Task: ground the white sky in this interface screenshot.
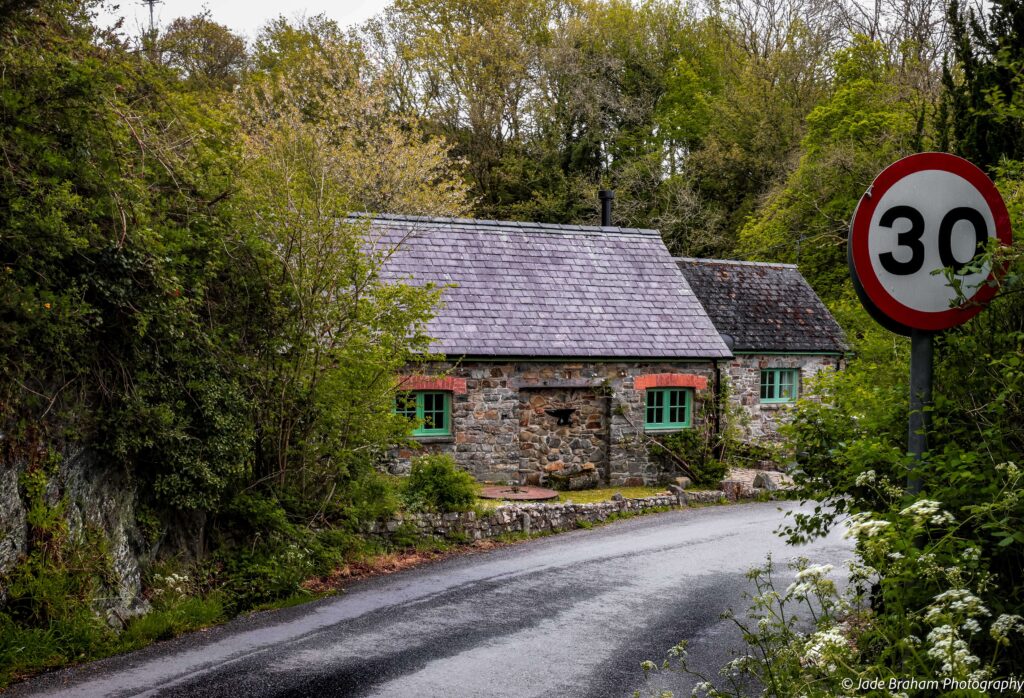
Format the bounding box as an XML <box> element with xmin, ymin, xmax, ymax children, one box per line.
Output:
<box><xmin>98</xmin><ymin>0</ymin><xmax>392</xmax><ymax>41</ymax></box>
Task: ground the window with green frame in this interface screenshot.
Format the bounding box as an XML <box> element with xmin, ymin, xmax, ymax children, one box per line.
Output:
<box><xmin>644</xmin><ymin>388</ymin><xmax>692</xmax><ymax>430</ymax></box>
<box><xmin>395</xmin><ymin>391</ymin><xmax>451</xmax><ymax>436</ymax></box>
<box><xmin>760</xmin><ymin>368</ymin><xmax>799</xmax><ymax>403</ymax></box>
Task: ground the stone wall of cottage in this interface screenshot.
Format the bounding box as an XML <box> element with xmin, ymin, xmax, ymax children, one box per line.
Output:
<box><xmin>724</xmin><ymin>354</ymin><xmax>843</xmax><ymax>442</ymax></box>
<box><xmin>391</xmin><ymin>361</ymin><xmax>717</xmax><ymax>485</ymax></box>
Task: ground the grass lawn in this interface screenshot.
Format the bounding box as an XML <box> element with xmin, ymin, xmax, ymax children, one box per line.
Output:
<box><xmin>557</xmin><ymin>486</ymin><xmax>667</xmax><ymax>504</ymax></box>
<box><xmin>476</xmin><ymin>485</ymin><xmax>670</xmax><ymax>508</ymax></box>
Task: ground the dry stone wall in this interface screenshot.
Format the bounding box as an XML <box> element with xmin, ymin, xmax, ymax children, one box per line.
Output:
<box><xmin>365</xmin><ymin>490</ymin><xmax>739</xmax><ymax>542</ymax></box>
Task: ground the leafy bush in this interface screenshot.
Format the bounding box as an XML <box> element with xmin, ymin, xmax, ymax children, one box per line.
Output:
<box><xmin>119</xmin><ymin>595</ymin><xmax>225</xmax><ymax>648</ymax></box>
<box><xmin>643</xmin><ymin>474</ymin><xmax>1024</xmax><ymax>697</ymax></box>
<box><xmin>649</xmin><ymin>430</ymin><xmax>729</xmax><ymax>486</ymax></box>
<box><xmin>403</xmin><ymin>454</ymin><xmax>479</xmax><ymax>513</ymax></box>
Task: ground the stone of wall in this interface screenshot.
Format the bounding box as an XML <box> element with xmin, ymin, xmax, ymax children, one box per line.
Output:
<box><xmin>392</xmin><ymin>360</ymin><xmax>717</xmax><ymax>485</ymax></box>
<box><xmin>365</xmin><ymin>491</ymin><xmax>733</xmax><ymax>541</ymax></box>
<box><xmin>519</xmin><ymin>387</ymin><xmax>607</xmax><ymax>476</ymax></box>
<box><xmin>725</xmin><ymin>354</ymin><xmax>843</xmax><ymax>442</ymax></box>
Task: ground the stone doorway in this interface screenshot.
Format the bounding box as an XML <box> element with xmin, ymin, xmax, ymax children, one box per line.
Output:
<box><xmin>517</xmin><ymin>388</ymin><xmax>609</xmax><ymax>487</ymax></box>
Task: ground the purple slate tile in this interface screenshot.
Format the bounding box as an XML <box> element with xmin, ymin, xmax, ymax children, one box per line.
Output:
<box><xmin>368</xmin><ymin>215</ymin><xmax>732</xmax><ymax>359</ymax></box>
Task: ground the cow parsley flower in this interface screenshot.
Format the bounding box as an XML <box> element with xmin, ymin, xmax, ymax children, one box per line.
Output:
<box><xmin>855</xmin><ymin>469</ymin><xmax>876</xmax><ymax>486</ymax></box>
<box><xmin>925</xmin><ymin>588</ymin><xmax>990</xmax><ymax>622</ymax></box>
<box><xmin>991</xmin><ymin>614</ymin><xmax>1024</xmax><ymax>646</ymax></box>
<box><xmin>900</xmin><ymin>499</ymin><xmax>956</xmax><ymax>526</ymax></box>
<box><xmin>801</xmin><ymin>625</ymin><xmax>850</xmax><ymax>672</ymax></box>
<box><xmin>926</xmin><ymin>624</ymin><xmax>981</xmax><ymax>676</ymax></box>
<box><xmin>961</xmin><ymin>618</ymin><xmax>981</xmax><ymax>634</ymax></box>
<box><xmin>844</xmin><ymin>512</ymin><xmax>890</xmax><ymax>538</ymax></box>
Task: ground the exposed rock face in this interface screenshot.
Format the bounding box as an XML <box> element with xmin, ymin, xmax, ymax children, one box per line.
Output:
<box><xmin>0</xmin><ymin>465</ymin><xmax>27</xmax><ymax>593</ymax></box>
<box><xmin>1</xmin><ymin>444</ymin><xmax>149</xmax><ymax>623</ymax></box>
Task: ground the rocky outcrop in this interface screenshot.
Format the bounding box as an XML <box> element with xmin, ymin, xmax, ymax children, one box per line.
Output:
<box><xmin>0</xmin><ymin>465</ymin><xmax>26</xmax><ymax>588</ymax></box>
<box><xmin>0</xmin><ymin>445</ymin><xmax>149</xmax><ymax>624</ymax></box>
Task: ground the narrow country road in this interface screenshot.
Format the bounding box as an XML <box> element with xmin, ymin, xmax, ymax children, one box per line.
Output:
<box><xmin>11</xmin><ymin>502</ymin><xmax>852</xmax><ymax>698</ymax></box>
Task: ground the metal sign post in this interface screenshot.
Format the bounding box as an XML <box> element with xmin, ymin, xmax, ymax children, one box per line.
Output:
<box><xmin>849</xmin><ymin>153</ymin><xmax>1011</xmax><ymax>492</ymax></box>
<box><xmin>907</xmin><ymin>330</ymin><xmax>933</xmax><ymax>494</ymax></box>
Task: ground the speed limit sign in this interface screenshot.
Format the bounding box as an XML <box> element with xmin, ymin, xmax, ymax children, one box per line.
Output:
<box><xmin>849</xmin><ymin>152</ymin><xmax>1012</xmax><ymax>335</ymax></box>
<box><xmin>849</xmin><ymin>152</ymin><xmax>1012</xmax><ymax>493</ymax></box>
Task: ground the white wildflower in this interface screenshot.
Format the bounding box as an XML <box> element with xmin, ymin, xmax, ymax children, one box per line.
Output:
<box><xmin>844</xmin><ymin>512</ymin><xmax>891</xmax><ymax>539</ymax></box>
<box><xmin>786</xmin><ymin>563</ymin><xmax>836</xmax><ymax>601</ymax></box>
<box><xmin>900</xmin><ymin>499</ymin><xmax>955</xmax><ymax>526</ymax></box>
<box><xmin>720</xmin><ymin>655</ymin><xmax>756</xmax><ymax>677</ymax></box>
<box><xmin>991</xmin><ymin>614</ymin><xmax>1024</xmax><ymax>646</ymax></box>
<box><xmin>796</xmin><ymin>563</ymin><xmax>834</xmax><ymax>579</ymax></box>
<box><xmin>926</xmin><ymin>624</ymin><xmax>981</xmax><ymax>676</ymax></box>
<box><xmin>961</xmin><ymin>618</ymin><xmax>981</xmax><ymax>634</ymax></box>
<box><xmin>855</xmin><ymin>469</ymin><xmax>876</xmax><ymax>486</ymax></box>
<box><xmin>962</xmin><ymin>547</ymin><xmax>981</xmax><ymax>562</ymax></box>
<box><xmin>848</xmin><ymin>559</ymin><xmax>878</xmax><ymax>581</ymax></box>
<box><xmin>996</xmin><ymin>461</ymin><xmax>1020</xmax><ymax>478</ymax></box>
<box><xmin>925</xmin><ymin>588</ymin><xmax>990</xmax><ymax>623</ymax></box>
<box><xmin>692</xmin><ymin>681</ymin><xmax>714</xmax><ymax>697</ymax></box>
<box><xmin>801</xmin><ymin>625</ymin><xmax>851</xmax><ymax>671</ymax></box>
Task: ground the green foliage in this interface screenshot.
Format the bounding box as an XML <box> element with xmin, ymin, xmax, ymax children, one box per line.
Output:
<box><xmin>402</xmin><ymin>454</ymin><xmax>479</xmax><ymax>513</ymax></box>
<box><xmin>648</xmin><ymin>477</ymin><xmax>1024</xmax><ymax>696</ymax></box>
<box><xmin>204</xmin><ymin>492</ymin><xmax>381</xmax><ymax>614</ymax></box>
<box><xmin>119</xmin><ymin>595</ymin><xmax>225</xmax><ymax>647</ymax></box>
<box><xmin>751</xmin><ymin>214</ymin><xmax>1024</xmax><ymax>686</ymax></box>
<box><xmin>0</xmin><ymin>3</ymin><xmax>460</xmax><ymax>680</ymax></box>
<box><xmin>943</xmin><ymin>0</ymin><xmax>1024</xmax><ymax>169</ymax></box>
<box><xmin>739</xmin><ymin>38</ymin><xmax>926</xmax><ymax>300</ymax></box>
<box><xmin>649</xmin><ymin>430</ymin><xmax>728</xmax><ymax>487</ymax></box>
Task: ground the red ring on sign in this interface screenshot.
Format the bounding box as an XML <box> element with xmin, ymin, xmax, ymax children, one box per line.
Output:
<box><xmin>850</xmin><ymin>152</ymin><xmax>1012</xmax><ymax>332</ymax></box>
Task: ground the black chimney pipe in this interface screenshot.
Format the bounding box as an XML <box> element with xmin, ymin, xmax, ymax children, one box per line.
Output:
<box><xmin>598</xmin><ymin>190</ymin><xmax>614</xmax><ymax>226</ymax></box>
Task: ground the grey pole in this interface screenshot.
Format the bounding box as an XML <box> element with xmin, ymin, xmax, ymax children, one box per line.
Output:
<box><xmin>907</xmin><ymin>329</ymin><xmax>933</xmax><ymax>494</ymax></box>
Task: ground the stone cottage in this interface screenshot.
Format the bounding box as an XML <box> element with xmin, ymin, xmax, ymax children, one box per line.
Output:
<box><xmin>371</xmin><ymin>214</ymin><xmax>732</xmax><ymax>486</ymax></box>
<box><xmin>675</xmin><ymin>258</ymin><xmax>849</xmax><ymax>441</ymax></box>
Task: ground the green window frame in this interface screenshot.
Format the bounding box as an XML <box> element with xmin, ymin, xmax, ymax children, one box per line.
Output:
<box><xmin>395</xmin><ymin>391</ymin><xmax>451</xmax><ymax>436</ymax></box>
<box><xmin>644</xmin><ymin>388</ymin><xmax>692</xmax><ymax>430</ymax></box>
<box><xmin>760</xmin><ymin>368</ymin><xmax>799</xmax><ymax>403</ymax></box>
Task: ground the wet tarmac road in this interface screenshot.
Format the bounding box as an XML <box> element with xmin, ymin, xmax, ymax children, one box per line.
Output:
<box><xmin>11</xmin><ymin>501</ymin><xmax>852</xmax><ymax>698</ymax></box>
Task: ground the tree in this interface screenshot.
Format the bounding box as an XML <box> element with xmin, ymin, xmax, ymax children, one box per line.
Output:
<box><xmin>233</xmin><ymin>17</ymin><xmax>469</xmax><ymax>493</ymax></box>
<box><xmin>739</xmin><ymin>38</ymin><xmax>926</xmax><ymax>299</ymax></box>
<box><xmin>943</xmin><ymin>0</ymin><xmax>1024</xmax><ymax>169</ymax></box>
<box><xmin>159</xmin><ymin>12</ymin><xmax>248</xmax><ymax>91</ymax></box>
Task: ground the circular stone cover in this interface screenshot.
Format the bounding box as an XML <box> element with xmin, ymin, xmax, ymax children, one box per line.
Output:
<box><xmin>478</xmin><ymin>485</ymin><xmax>559</xmax><ymax>501</ymax></box>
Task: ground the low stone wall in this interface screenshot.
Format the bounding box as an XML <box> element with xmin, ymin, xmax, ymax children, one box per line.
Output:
<box><xmin>366</xmin><ymin>490</ymin><xmax>733</xmax><ymax>542</ymax></box>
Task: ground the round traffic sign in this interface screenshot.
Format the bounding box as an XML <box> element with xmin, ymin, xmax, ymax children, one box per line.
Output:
<box><xmin>849</xmin><ymin>152</ymin><xmax>1011</xmax><ymax>334</ymax></box>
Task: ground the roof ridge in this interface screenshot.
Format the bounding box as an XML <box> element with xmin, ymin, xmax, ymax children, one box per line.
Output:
<box><xmin>675</xmin><ymin>256</ymin><xmax>798</xmax><ymax>269</ymax></box>
<box><xmin>351</xmin><ymin>212</ymin><xmax>661</xmax><ymax>236</ymax></box>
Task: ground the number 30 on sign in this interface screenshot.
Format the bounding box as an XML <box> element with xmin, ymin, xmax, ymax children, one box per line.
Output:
<box><xmin>849</xmin><ymin>152</ymin><xmax>1012</xmax><ymax>335</ymax></box>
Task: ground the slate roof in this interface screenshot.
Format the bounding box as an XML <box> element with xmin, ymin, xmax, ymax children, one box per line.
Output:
<box><xmin>675</xmin><ymin>258</ymin><xmax>848</xmax><ymax>354</ymax></box>
<box><xmin>366</xmin><ymin>214</ymin><xmax>732</xmax><ymax>359</ymax></box>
